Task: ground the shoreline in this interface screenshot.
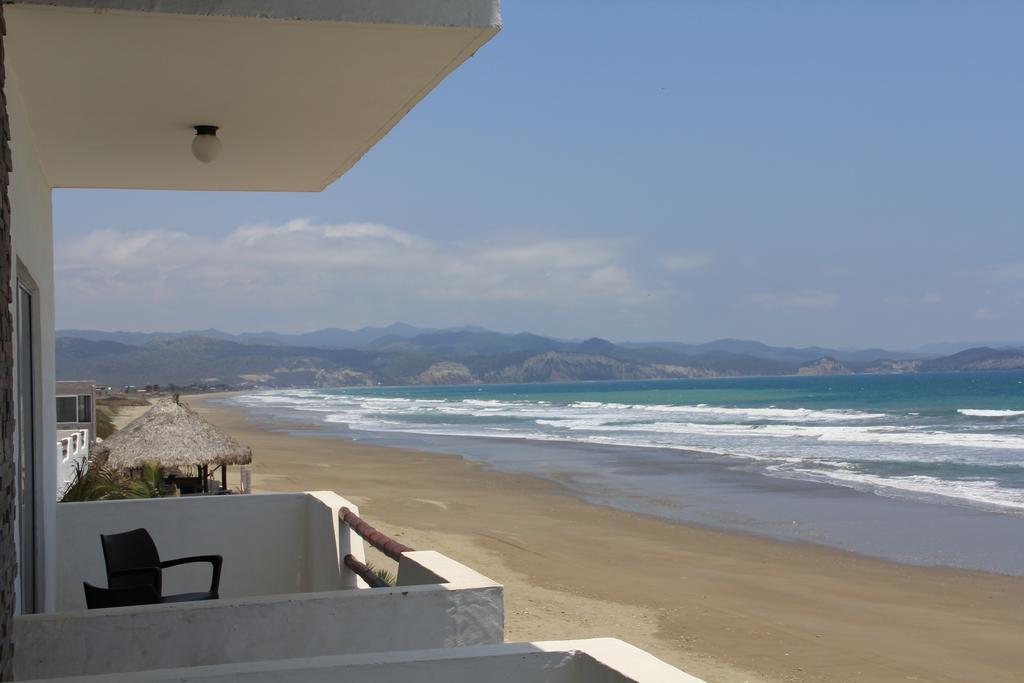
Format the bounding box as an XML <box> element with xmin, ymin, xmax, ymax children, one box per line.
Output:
<box><xmin>333</xmin><ymin>430</ymin><xmax>1024</xmax><ymax>575</ymax></box>
<box><xmin>191</xmin><ymin>393</ymin><xmax>1024</xmax><ymax>683</ymax></box>
<box><xmin>221</xmin><ymin>391</ymin><xmax>1024</xmax><ymax>575</ymax></box>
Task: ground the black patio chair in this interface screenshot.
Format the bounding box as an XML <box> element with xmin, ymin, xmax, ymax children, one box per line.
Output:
<box><xmin>99</xmin><ymin>528</ymin><xmax>222</xmax><ymax>604</ymax></box>
<box><xmin>83</xmin><ymin>581</ymin><xmax>160</xmax><ymax>609</ymax></box>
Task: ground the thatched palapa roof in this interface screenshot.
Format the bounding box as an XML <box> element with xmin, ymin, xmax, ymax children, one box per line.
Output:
<box><xmin>95</xmin><ymin>399</ymin><xmax>252</xmax><ymax>470</ymax></box>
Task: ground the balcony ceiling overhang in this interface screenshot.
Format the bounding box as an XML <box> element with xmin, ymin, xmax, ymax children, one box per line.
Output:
<box><xmin>4</xmin><ymin>1</ymin><xmax>500</xmax><ymax>191</ymax></box>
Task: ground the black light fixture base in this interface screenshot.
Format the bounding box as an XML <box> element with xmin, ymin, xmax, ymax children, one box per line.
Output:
<box><xmin>194</xmin><ymin>125</ymin><xmax>219</xmax><ymax>136</ymax></box>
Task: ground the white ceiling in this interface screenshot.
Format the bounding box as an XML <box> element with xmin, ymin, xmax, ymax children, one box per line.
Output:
<box><xmin>4</xmin><ymin>3</ymin><xmax>499</xmax><ymax>191</ymax></box>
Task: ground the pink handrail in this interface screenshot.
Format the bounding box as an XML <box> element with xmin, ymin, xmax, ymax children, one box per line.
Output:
<box><xmin>339</xmin><ymin>507</ymin><xmax>413</xmax><ymax>561</ymax></box>
<box><xmin>342</xmin><ymin>554</ymin><xmax>391</xmax><ymax>588</ymax></box>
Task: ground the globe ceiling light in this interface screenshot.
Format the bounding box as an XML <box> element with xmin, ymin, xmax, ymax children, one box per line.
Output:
<box><xmin>191</xmin><ymin>125</ymin><xmax>222</xmax><ymax>163</ymax></box>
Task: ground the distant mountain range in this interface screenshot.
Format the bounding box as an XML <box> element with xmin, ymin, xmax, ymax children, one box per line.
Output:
<box><xmin>56</xmin><ymin>323</ymin><xmax>491</xmax><ymax>350</ymax></box>
<box><xmin>912</xmin><ymin>340</ymin><xmax>1024</xmax><ymax>355</ymax></box>
<box><xmin>55</xmin><ymin>325</ymin><xmax>1024</xmax><ymax>389</ymax></box>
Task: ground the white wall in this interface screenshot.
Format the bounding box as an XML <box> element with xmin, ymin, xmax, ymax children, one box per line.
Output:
<box><xmin>15</xmin><ymin>549</ymin><xmax>503</xmax><ymax>679</ymax></box>
<box><xmin>53</xmin><ymin>492</ymin><xmax>359</xmax><ymax>610</ymax></box>
<box><xmin>55</xmin><ymin>429</ymin><xmax>88</xmax><ymax>498</ymax></box>
<box><xmin>6</xmin><ymin>64</ymin><xmax>58</xmax><ymax>615</ymax></box>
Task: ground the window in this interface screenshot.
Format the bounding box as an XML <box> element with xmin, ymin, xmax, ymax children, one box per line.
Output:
<box><xmin>78</xmin><ymin>395</ymin><xmax>91</xmax><ymax>423</ymax></box>
<box><xmin>56</xmin><ymin>394</ymin><xmax>91</xmax><ymax>424</ymax></box>
<box><xmin>17</xmin><ymin>280</ymin><xmax>39</xmax><ymax>613</ymax></box>
<box><xmin>56</xmin><ymin>396</ymin><xmax>77</xmax><ymax>423</ymax></box>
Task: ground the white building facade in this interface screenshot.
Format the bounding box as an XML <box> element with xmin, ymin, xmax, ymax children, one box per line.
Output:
<box><xmin>0</xmin><ymin>2</ymin><xmax>704</xmax><ymax>681</ymax></box>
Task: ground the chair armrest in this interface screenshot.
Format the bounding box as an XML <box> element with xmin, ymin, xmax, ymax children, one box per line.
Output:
<box><xmin>108</xmin><ymin>566</ymin><xmax>162</xmax><ymax>594</ymax></box>
<box><xmin>161</xmin><ymin>555</ymin><xmax>223</xmax><ymax>596</ymax></box>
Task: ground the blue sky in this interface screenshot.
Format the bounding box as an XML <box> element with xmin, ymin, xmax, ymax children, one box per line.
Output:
<box><xmin>54</xmin><ymin>1</ymin><xmax>1024</xmax><ymax>349</ymax></box>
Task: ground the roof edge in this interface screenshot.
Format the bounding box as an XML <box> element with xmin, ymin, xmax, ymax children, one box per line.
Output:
<box><xmin>4</xmin><ymin>0</ymin><xmax>502</xmax><ymax>29</ymax></box>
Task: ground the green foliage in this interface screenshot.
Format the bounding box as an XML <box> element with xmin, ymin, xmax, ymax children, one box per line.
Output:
<box><xmin>136</xmin><ymin>461</ymin><xmax>166</xmax><ymax>497</ymax></box>
<box><xmin>364</xmin><ymin>562</ymin><xmax>396</xmax><ymax>586</ymax></box>
<box><xmin>95</xmin><ymin>406</ymin><xmax>115</xmax><ymax>439</ymax></box>
<box><xmin>60</xmin><ymin>460</ymin><xmax>165</xmax><ymax>502</ymax></box>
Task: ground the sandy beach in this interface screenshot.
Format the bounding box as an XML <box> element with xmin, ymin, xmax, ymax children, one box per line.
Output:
<box><xmin>191</xmin><ymin>394</ymin><xmax>1024</xmax><ymax>683</ymax></box>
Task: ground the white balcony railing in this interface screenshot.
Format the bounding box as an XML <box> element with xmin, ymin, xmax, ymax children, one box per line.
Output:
<box><xmin>56</xmin><ymin>429</ymin><xmax>89</xmax><ymax>498</ymax></box>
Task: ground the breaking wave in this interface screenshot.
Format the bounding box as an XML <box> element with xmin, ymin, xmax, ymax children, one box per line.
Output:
<box><xmin>234</xmin><ymin>386</ymin><xmax>1024</xmax><ymax>512</ymax></box>
<box><xmin>958</xmin><ymin>409</ymin><xmax>1024</xmax><ymax>418</ymax></box>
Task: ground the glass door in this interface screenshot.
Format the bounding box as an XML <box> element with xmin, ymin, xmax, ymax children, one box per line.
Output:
<box><xmin>16</xmin><ymin>281</ymin><xmax>37</xmax><ymax>613</ymax></box>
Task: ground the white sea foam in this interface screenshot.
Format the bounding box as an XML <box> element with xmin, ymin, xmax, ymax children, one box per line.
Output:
<box><xmin>241</xmin><ymin>392</ymin><xmax>1024</xmax><ymax>453</ymax></box>
<box><xmin>566</xmin><ymin>401</ymin><xmax>885</xmax><ymax>422</ymax></box>
<box><xmin>628</xmin><ymin>403</ymin><xmax>886</xmax><ymax>422</ymax></box>
<box><xmin>788</xmin><ymin>468</ymin><xmax>1024</xmax><ymax>510</ymax></box>
<box><xmin>543</xmin><ymin>419</ymin><xmax>1024</xmax><ymax>451</ymax></box>
<box><xmin>958</xmin><ymin>409</ymin><xmax>1024</xmax><ymax>417</ymax></box>
<box><xmin>234</xmin><ymin>389</ymin><xmax>1024</xmax><ymax>511</ymax></box>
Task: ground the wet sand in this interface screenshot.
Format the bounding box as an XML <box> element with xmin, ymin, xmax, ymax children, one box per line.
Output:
<box><xmin>191</xmin><ymin>394</ymin><xmax>1024</xmax><ymax>683</ymax></box>
<box><xmin>331</xmin><ymin>430</ymin><xmax>1024</xmax><ymax>575</ymax></box>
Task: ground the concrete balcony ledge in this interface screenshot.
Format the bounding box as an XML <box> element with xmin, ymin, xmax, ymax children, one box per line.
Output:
<box><xmin>15</xmin><ymin>493</ymin><xmax>503</xmax><ymax>680</ymax></box>
<box><xmin>21</xmin><ymin>639</ymin><xmax>704</xmax><ymax>683</ymax></box>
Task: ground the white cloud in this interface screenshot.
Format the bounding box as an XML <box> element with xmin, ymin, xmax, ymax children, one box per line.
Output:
<box><xmin>56</xmin><ymin>219</ymin><xmax>659</xmax><ymax>329</ymax></box>
<box><xmin>975</xmin><ymin>307</ymin><xmax>998</xmax><ymax>320</ymax></box>
<box><xmin>658</xmin><ymin>253</ymin><xmax>712</xmax><ymax>272</ymax></box>
<box><xmin>745</xmin><ymin>290</ymin><xmax>838</xmax><ymax>311</ymax></box>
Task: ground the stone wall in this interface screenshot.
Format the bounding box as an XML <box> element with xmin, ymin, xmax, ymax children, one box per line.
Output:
<box><xmin>0</xmin><ymin>5</ymin><xmax>14</xmax><ymax>679</ymax></box>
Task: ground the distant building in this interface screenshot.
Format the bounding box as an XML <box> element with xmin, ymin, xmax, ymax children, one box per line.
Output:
<box><xmin>55</xmin><ymin>381</ymin><xmax>96</xmax><ymax>441</ymax></box>
<box><xmin>55</xmin><ymin>381</ymin><xmax>96</xmax><ymax>497</ymax></box>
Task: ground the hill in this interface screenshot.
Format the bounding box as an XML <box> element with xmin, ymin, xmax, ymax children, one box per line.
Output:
<box><xmin>56</xmin><ymin>323</ymin><xmax>438</xmax><ymax>349</ymax></box>
<box><xmin>919</xmin><ymin>347</ymin><xmax>1024</xmax><ymax>372</ymax></box>
<box><xmin>55</xmin><ymin>328</ymin><xmax>1024</xmax><ymax>389</ymax></box>
<box><xmin>58</xmin><ymin>325</ymin><xmax>926</xmax><ymax>362</ymax></box>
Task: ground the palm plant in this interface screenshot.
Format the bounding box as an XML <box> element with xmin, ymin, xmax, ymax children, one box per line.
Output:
<box><xmin>60</xmin><ymin>460</ymin><xmax>165</xmax><ymax>502</ymax></box>
<box><xmin>136</xmin><ymin>461</ymin><xmax>167</xmax><ymax>497</ymax></box>
<box><xmin>365</xmin><ymin>562</ymin><xmax>396</xmax><ymax>586</ymax></box>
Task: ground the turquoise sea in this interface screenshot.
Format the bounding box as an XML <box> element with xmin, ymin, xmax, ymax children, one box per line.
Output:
<box><xmin>236</xmin><ymin>371</ymin><xmax>1024</xmax><ymax>512</ymax></box>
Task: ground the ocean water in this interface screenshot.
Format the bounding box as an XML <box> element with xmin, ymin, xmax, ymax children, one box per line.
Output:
<box><xmin>233</xmin><ymin>372</ymin><xmax>1024</xmax><ymax>514</ymax></box>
